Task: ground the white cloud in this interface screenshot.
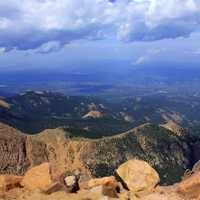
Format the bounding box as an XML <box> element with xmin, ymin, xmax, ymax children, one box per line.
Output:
<box><xmin>0</xmin><ymin>0</ymin><xmax>200</xmax><ymax>51</ymax></box>
<box><xmin>133</xmin><ymin>56</ymin><xmax>149</xmax><ymax>65</ymax></box>
<box><xmin>0</xmin><ymin>0</ymin><xmax>117</xmax><ymax>50</ymax></box>
<box><xmin>117</xmin><ymin>0</ymin><xmax>200</xmax><ymax>41</ymax></box>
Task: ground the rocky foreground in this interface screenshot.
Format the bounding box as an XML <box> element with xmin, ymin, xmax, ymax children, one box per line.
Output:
<box><xmin>1</xmin><ymin>159</ymin><xmax>200</xmax><ymax>200</ymax></box>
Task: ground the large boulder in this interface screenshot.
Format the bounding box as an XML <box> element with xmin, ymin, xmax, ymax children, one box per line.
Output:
<box><xmin>116</xmin><ymin>160</ymin><xmax>160</xmax><ymax>193</ymax></box>
<box><xmin>21</xmin><ymin>163</ymin><xmax>53</xmax><ymax>191</ymax></box>
<box><xmin>0</xmin><ymin>175</ymin><xmax>23</xmax><ymax>191</ymax></box>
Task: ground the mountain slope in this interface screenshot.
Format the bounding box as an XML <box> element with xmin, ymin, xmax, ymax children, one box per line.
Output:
<box><xmin>0</xmin><ymin>122</ymin><xmax>192</xmax><ymax>184</ymax></box>
<box><xmin>0</xmin><ymin>122</ymin><xmax>48</xmax><ymax>175</ymax></box>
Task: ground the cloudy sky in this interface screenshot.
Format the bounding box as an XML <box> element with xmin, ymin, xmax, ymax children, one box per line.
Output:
<box><xmin>0</xmin><ymin>0</ymin><xmax>200</xmax><ymax>71</ymax></box>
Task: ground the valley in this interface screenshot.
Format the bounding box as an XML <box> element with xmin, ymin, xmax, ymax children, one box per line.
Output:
<box><xmin>0</xmin><ymin>90</ymin><xmax>200</xmax><ymax>138</ymax></box>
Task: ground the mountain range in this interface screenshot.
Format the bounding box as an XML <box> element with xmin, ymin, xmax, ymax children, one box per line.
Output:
<box><xmin>1</xmin><ymin>90</ymin><xmax>200</xmax><ymax>186</ymax></box>
<box><xmin>1</xmin><ymin>90</ymin><xmax>200</xmax><ymax>136</ymax></box>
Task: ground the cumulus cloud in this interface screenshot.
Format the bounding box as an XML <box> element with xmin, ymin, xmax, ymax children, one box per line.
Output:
<box><xmin>0</xmin><ymin>0</ymin><xmax>200</xmax><ymax>51</ymax></box>
<box><xmin>117</xmin><ymin>0</ymin><xmax>200</xmax><ymax>41</ymax></box>
<box><xmin>0</xmin><ymin>0</ymin><xmax>117</xmax><ymax>50</ymax></box>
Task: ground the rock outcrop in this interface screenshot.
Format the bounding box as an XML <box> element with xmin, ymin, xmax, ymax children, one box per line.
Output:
<box><xmin>177</xmin><ymin>171</ymin><xmax>200</xmax><ymax>199</ymax></box>
<box><xmin>21</xmin><ymin>163</ymin><xmax>53</xmax><ymax>191</ymax></box>
<box><xmin>82</xmin><ymin>111</ymin><xmax>104</xmax><ymax>119</ymax></box>
<box><xmin>1</xmin><ymin>160</ymin><xmax>200</xmax><ymax>200</ymax></box>
<box><xmin>161</xmin><ymin>121</ymin><xmax>186</xmax><ymax>137</ymax></box>
<box><xmin>80</xmin><ymin>176</ymin><xmax>117</xmax><ymax>190</ymax></box>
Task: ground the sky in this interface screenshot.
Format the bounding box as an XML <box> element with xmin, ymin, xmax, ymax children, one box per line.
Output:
<box><xmin>0</xmin><ymin>0</ymin><xmax>200</xmax><ymax>71</ymax></box>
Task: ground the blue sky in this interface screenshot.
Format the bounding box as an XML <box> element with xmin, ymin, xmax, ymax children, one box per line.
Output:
<box><xmin>0</xmin><ymin>0</ymin><xmax>200</xmax><ymax>71</ymax></box>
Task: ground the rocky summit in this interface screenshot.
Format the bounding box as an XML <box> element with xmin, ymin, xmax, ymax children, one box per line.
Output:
<box><xmin>1</xmin><ymin>160</ymin><xmax>200</xmax><ymax>200</ymax></box>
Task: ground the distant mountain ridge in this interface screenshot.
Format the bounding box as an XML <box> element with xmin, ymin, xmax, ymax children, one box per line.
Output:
<box><xmin>1</xmin><ymin>90</ymin><xmax>200</xmax><ymax>137</ymax></box>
